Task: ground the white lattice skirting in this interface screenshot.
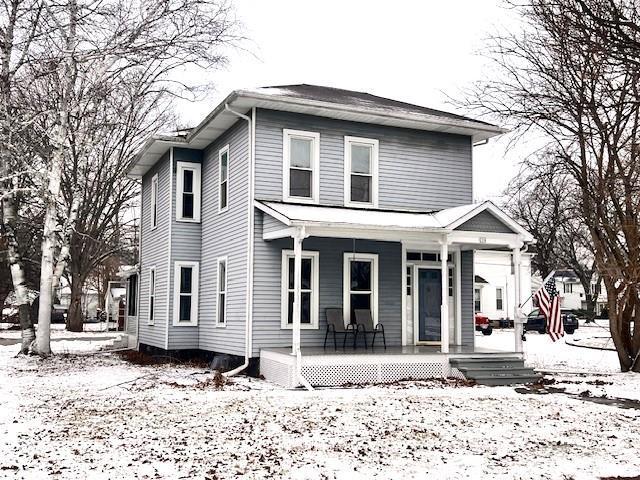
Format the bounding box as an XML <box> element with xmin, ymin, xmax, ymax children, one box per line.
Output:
<box><xmin>259</xmin><ymin>350</ymin><xmax>463</xmax><ymax>388</ymax></box>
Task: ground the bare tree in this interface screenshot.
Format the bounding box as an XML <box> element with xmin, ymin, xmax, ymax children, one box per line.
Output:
<box><xmin>505</xmin><ymin>160</ymin><xmax>601</xmax><ymax>321</ymax></box>
<box><xmin>17</xmin><ymin>0</ymin><xmax>240</xmax><ymax>349</ymax></box>
<box><xmin>466</xmin><ymin>0</ymin><xmax>640</xmax><ymax>371</ymax></box>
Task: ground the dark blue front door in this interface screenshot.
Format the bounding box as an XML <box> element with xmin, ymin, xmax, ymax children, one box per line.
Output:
<box><xmin>418</xmin><ymin>269</ymin><xmax>441</xmax><ymax>342</ymax></box>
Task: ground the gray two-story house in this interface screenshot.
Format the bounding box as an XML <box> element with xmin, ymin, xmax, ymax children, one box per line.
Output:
<box><xmin>125</xmin><ymin>85</ymin><xmax>534</xmax><ymax>388</ymax></box>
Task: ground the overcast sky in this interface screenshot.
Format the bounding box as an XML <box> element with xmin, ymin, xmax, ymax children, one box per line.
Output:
<box><xmin>175</xmin><ymin>0</ymin><xmax>523</xmax><ymax>202</ymax></box>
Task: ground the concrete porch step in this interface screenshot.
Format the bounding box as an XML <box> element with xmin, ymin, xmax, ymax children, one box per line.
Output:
<box><xmin>450</xmin><ymin>356</ymin><xmax>541</xmax><ymax>386</ymax></box>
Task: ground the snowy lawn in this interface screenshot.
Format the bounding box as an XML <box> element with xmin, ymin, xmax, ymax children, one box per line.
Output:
<box><xmin>1</xmin><ymin>326</ymin><xmax>640</xmax><ymax>479</ymax></box>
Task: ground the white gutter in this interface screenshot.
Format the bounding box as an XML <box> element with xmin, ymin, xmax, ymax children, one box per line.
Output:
<box><xmin>223</xmin><ymin>105</ymin><xmax>254</xmax><ymax>377</ymax></box>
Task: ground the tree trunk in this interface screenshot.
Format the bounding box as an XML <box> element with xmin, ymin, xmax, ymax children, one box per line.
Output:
<box><xmin>1</xmin><ymin>195</ymin><xmax>34</xmax><ymax>354</ymax></box>
<box><xmin>67</xmin><ymin>276</ymin><xmax>84</xmax><ymax>332</ymax></box>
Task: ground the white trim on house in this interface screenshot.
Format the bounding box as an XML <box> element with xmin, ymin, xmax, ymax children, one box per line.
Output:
<box><xmin>216</xmin><ymin>256</ymin><xmax>228</xmax><ymax>327</ymax></box>
<box><xmin>445</xmin><ymin>202</ymin><xmax>532</xmax><ymax>241</ymax></box>
<box><xmin>401</xmin><ymin>242</ymin><xmax>407</xmax><ymax>346</ymax></box>
<box><xmin>172</xmin><ymin>261</ymin><xmax>199</xmax><ymax>326</ymax></box>
<box><xmin>454</xmin><ymin>250</ymin><xmax>462</xmax><ymax>346</ymax></box>
<box><xmin>150</xmin><ymin>173</ymin><xmax>158</xmax><ymax>230</ymax></box>
<box><xmin>175</xmin><ymin>161</ymin><xmax>202</xmax><ymax>222</ymax></box>
<box><xmin>343</xmin><ymin>252</ymin><xmax>379</xmax><ymax>327</ymax></box>
<box><xmin>281</xmin><ymin>250</ymin><xmax>319</xmax><ymax>330</ymax></box>
<box><xmin>147</xmin><ymin>266</ymin><xmax>156</xmax><ymax>326</ymax></box>
<box><xmin>282</xmin><ymin>129</ymin><xmax>320</xmax><ymax>204</ymax></box>
<box><xmin>343</xmin><ymin>136</ymin><xmax>379</xmax><ymax>208</ymax></box>
<box><xmin>164</xmin><ymin>148</ymin><xmax>174</xmax><ymax>349</ymax></box>
<box><xmin>218</xmin><ymin>144</ymin><xmax>229</xmax><ymax>213</ymax></box>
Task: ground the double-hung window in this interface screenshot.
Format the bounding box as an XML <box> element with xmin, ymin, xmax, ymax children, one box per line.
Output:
<box><xmin>219</xmin><ymin>145</ymin><xmax>229</xmax><ymax>212</ymax></box>
<box><xmin>474</xmin><ymin>287</ymin><xmax>481</xmax><ymax>313</ymax></box>
<box><xmin>151</xmin><ymin>174</ymin><xmax>158</xmax><ymax>229</ymax></box>
<box><xmin>344</xmin><ymin>136</ymin><xmax>378</xmax><ymax>207</ymax></box>
<box><xmin>176</xmin><ymin>162</ymin><xmax>201</xmax><ymax>222</ymax></box>
<box><xmin>281</xmin><ymin>250</ymin><xmax>319</xmax><ymax>329</ymax></box>
<box><xmin>496</xmin><ymin>287</ymin><xmax>504</xmax><ymax>311</ymax></box>
<box><xmin>173</xmin><ymin>261</ymin><xmax>199</xmax><ymax>326</ymax></box>
<box><xmin>216</xmin><ymin>257</ymin><xmax>227</xmax><ymax>326</ymax></box>
<box><xmin>343</xmin><ymin>253</ymin><xmax>378</xmax><ymax>325</ymax></box>
<box><xmin>283</xmin><ymin>129</ymin><xmax>319</xmax><ymax>203</ymax></box>
<box><xmin>148</xmin><ymin>267</ymin><xmax>156</xmax><ymax>325</ymax></box>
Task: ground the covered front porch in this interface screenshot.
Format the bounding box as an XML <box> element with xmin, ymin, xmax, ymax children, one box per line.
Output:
<box><xmin>255</xmin><ymin>200</ymin><xmax>534</xmax><ymax>388</ymax></box>
<box><xmin>260</xmin><ymin>345</ymin><xmax>523</xmax><ymax>388</ymax></box>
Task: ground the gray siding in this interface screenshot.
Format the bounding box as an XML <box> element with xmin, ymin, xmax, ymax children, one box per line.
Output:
<box><xmin>198</xmin><ymin>119</ymin><xmax>250</xmax><ymax>356</ymax></box>
<box><xmin>461</xmin><ymin>250</ymin><xmax>474</xmax><ymax>346</ymax></box>
<box><xmin>167</xmin><ymin>148</ymin><xmax>203</xmax><ymax>349</ymax></box>
<box><xmin>254</xmin><ymin>109</ymin><xmax>472</xmax><ymax>210</ymax></box>
<box><xmin>263</xmin><ymin>212</ymin><xmax>286</xmax><ymax>236</ymax></box>
<box><xmin>456</xmin><ymin>210</ymin><xmax>515</xmax><ymax>234</ymax></box>
<box><xmin>252</xmin><ymin>211</ymin><xmax>402</xmax><ymax>355</ymax></box>
<box><xmin>138</xmin><ymin>152</ymin><xmax>171</xmax><ymax>349</ymax></box>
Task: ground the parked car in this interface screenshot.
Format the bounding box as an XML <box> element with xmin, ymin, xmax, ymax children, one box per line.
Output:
<box><xmin>524</xmin><ymin>309</ymin><xmax>579</xmax><ymax>335</ymax></box>
<box><xmin>475</xmin><ymin>313</ymin><xmax>493</xmax><ymax>335</ymax></box>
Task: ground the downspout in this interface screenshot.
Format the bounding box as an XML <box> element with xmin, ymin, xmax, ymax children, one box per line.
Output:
<box><xmin>223</xmin><ymin>104</ymin><xmax>254</xmax><ymax>377</ymax></box>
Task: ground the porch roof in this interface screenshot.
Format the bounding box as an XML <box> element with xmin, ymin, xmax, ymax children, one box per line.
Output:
<box><xmin>256</xmin><ymin>200</ymin><xmax>534</xmax><ymax>246</ymax></box>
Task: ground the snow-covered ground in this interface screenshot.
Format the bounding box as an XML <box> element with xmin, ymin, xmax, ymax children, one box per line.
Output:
<box><xmin>1</xmin><ymin>324</ymin><xmax>639</xmax><ymax>479</ymax></box>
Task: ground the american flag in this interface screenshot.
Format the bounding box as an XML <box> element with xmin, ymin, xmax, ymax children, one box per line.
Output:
<box><xmin>534</xmin><ymin>276</ymin><xmax>563</xmax><ymax>341</ymax></box>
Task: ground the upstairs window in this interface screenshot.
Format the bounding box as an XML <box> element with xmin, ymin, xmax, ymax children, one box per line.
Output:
<box><xmin>283</xmin><ymin>129</ymin><xmax>319</xmax><ymax>203</ymax></box>
<box><xmin>564</xmin><ymin>283</ymin><xmax>573</xmax><ymax>294</ymax></box>
<box><xmin>176</xmin><ymin>162</ymin><xmax>201</xmax><ymax>222</ymax></box>
<box><xmin>173</xmin><ymin>261</ymin><xmax>199</xmax><ymax>326</ymax></box>
<box><xmin>151</xmin><ymin>174</ymin><xmax>158</xmax><ymax>229</ymax></box>
<box><xmin>219</xmin><ymin>145</ymin><xmax>229</xmax><ymax>212</ymax></box>
<box><xmin>344</xmin><ymin>136</ymin><xmax>378</xmax><ymax>207</ymax></box>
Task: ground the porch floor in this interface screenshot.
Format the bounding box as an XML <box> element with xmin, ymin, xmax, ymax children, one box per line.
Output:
<box><xmin>262</xmin><ymin>344</ymin><xmax>518</xmax><ymax>357</ymax></box>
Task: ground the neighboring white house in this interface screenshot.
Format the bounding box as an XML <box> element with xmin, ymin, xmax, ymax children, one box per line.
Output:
<box><xmin>474</xmin><ymin>250</ymin><xmax>533</xmax><ymax>321</ymax></box>
<box><xmin>56</xmin><ymin>283</ymin><xmax>100</xmax><ymax>320</ymax></box>
<box><xmin>531</xmin><ymin>271</ymin><xmax>607</xmax><ymax>315</ymax></box>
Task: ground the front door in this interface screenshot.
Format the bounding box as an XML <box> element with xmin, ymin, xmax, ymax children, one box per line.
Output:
<box><xmin>418</xmin><ymin>269</ymin><xmax>442</xmax><ymax>343</ymax></box>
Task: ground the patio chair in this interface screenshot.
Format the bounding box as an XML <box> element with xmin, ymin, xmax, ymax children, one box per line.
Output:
<box><xmin>324</xmin><ymin>308</ymin><xmax>358</xmax><ymax>350</ymax></box>
<box><xmin>354</xmin><ymin>309</ymin><xmax>386</xmax><ymax>350</ymax></box>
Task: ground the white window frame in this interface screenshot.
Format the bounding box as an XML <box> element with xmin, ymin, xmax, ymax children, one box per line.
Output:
<box><xmin>176</xmin><ymin>161</ymin><xmax>201</xmax><ymax>222</ymax></box>
<box><xmin>282</xmin><ymin>129</ymin><xmax>320</xmax><ymax>204</ymax></box>
<box><xmin>281</xmin><ymin>250</ymin><xmax>320</xmax><ymax>329</ymax></box>
<box><xmin>147</xmin><ymin>267</ymin><xmax>156</xmax><ymax>325</ymax></box>
<box><xmin>216</xmin><ymin>257</ymin><xmax>228</xmax><ymax>327</ymax></box>
<box><xmin>344</xmin><ymin>136</ymin><xmax>379</xmax><ymax>208</ymax></box>
<box><xmin>218</xmin><ymin>145</ymin><xmax>229</xmax><ymax>213</ymax></box>
<box><xmin>151</xmin><ymin>174</ymin><xmax>158</xmax><ymax>229</ymax></box>
<box><xmin>172</xmin><ymin>261</ymin><xmax>199</xmax><ymax>326</ymax></box>
<box><xmin>343</xmin><ymin>252</ymin><xmax>379</xmax><ymax>326</ymax></box>
<box><xmin>496</xmin><ymin>287</ymin><xmax>504</xmax><ymax>311</ymax></box>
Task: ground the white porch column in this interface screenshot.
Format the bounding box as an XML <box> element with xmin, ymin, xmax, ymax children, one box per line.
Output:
<box><xmin>440</xmin><ymin>237</ymin><xmax>449</xmax><ymax>353</ymax></box>
<box><xmin>513</xmin><ymin>244</ymin><xmax>523</xmax><ymax>353</ymax></box>
<box><xmin>291</xmin><ymin>229</ymin><xmax>304</xmax><ymax>356</ymax></box>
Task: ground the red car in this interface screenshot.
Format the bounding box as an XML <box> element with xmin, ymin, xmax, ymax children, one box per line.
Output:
<box><xmin>475</xmin><ymin>313</ymin><xmax>493</xmax><ymax>335</ymax></box>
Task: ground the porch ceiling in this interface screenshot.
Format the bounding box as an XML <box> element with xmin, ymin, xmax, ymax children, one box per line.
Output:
<box><xmin>255</xmin><ymin>200</ymin><xmax>533</xmax><ymax>248</ymax></box>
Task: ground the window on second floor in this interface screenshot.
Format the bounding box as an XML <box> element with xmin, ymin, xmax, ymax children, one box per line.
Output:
<box><xmin>564</xmin><ymin>283</ymin><xmax>573</xmax><ymax>294</ymax></box>
<box><xmin>283</xmin><ymin>129</ymin><xmax>319</xmax><ymax>203</ymax></box>
<box><xmin>344</xmin><ymin>136</ymin><xmax>378</xmax><ymax>207</ymax></box>
<box><xmin>151</xmin><ymin>174</ymin><xmax>158</xmax><ymax>229</ymax></box>
<box><xmin>176</xmin><ymin>162</ymin><xmax>201</xmax><ymax>222</ymax></box>
<box><xmin>219</xmin><ymin>145</ymin><xmax>229</xmax><ymax>212</ymax></box>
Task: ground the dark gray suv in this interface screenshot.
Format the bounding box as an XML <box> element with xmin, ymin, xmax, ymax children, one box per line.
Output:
<box><xmin>524</xmin><ymin>308</ymin><xmax>579</xmax><ymax>335</ymax></box>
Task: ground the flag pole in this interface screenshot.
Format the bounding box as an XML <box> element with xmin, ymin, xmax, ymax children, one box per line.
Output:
<box><xmin>519</xmin><ymin>270</ymin><xmax>556</xmax><ymax>308</ymax></box>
